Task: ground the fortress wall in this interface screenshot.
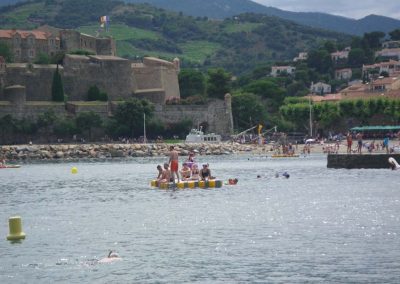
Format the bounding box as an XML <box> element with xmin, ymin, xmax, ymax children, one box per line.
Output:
<box><xmin>63</xmin><ymin>56</ymin><xmax>135</xmax><ymax>101</ymax></box>
<box><xmin>133</xmin><ymin>90</ymin><xmax>166</xmax><ymax>105</ymax></box>
<box><xmin>161</xmin><ymin>68</ymin><xmax>180</xmax><ymax>99</ymax></box>
<box><xmin>0</xmin><ymin>103</ymin><xmax>65</xmax><ymax>119</ymax></box>
<box><xmin>96</xmin><ymin>38</ymin><xmax>116</xmax><ymax>56</ymax></box>
<box><xmin>66</xmin><ymin>102</ymin><xmax>110</xmax><ymax>118</ymax></box>
<box><xmin>132</xmin><ymin>66</ymin><xmax>163</xmax><ymax>90</ymax></box>
<box><xmin>2</xmin><ymin>64</ymin><xmax>61</xmax><ymax>101</ymax></box>
<box><xmin>154</xmin><ymin>99</ymin><xmax>233</xmax><ymax>136</ymax></box>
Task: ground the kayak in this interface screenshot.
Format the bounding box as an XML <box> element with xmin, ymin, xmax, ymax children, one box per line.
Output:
<box><xmin>0</xmin><ymin>165</ymin><xmax>21</xmax><ymax>169</ymax></box>
<box><xmin>151</xmin><ymin>179</ymin><xmax>223</xmax><ymax>189</ymax></box>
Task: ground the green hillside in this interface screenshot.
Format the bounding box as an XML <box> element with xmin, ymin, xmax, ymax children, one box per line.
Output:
<box><xmin>0</xmin><ymin>0</ymin><xmax>352</xmax><ymax>74</ymax></box>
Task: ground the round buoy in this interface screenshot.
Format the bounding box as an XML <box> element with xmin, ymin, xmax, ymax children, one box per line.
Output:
<box><xmin>7</xmin><ymin>216</ymin><xmax>26</xmax><ymax>241</ymax></box>
<box><xmin>71</xmin><ymin>167</ymin><xmax>78</xmax><ymax>174</ymax></box>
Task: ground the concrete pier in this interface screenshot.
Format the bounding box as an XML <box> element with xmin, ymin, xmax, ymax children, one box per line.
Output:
<box><xmin>327</xmin><ymin>154</ymin><xmax>400</xmax><ymax>169</ymax></box>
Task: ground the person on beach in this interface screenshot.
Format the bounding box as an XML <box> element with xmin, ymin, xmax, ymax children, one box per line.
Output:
<box><xmin>346</xmin><ymin>132</ymin><xmax>353</xmax><ymax>154</ymax></box>
<box><xmin>0</xmin><ymin>157</ymin><xmax>5</xmax><ymax>167</ymax></box>
<box><xmin>383</xmin><ymin>136</ymin><xmax>389</xmax><ymax>154</ymax></box>
<box><xmin>169</xmin><ymin>146</ymin><xmax>180</xmax><ymax>183</ymax></box>
<box><xmin>356</xmin><ymin>132</ymin><xmax>363</xmax><ymax>154</ymax></box>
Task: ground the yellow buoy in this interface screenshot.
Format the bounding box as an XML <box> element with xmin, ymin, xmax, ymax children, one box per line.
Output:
<box><xmin>71</xmin><ymin>167</ymin><xmax>78</xmax><ymax>174</ymax></box>
<box><xmin>7</xmin><ymin>216</ymin><xmax>26</xmax><ymax>241</ymax></box>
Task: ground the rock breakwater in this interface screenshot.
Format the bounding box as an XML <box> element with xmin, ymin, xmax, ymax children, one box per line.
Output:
<box><xmin>0</xmin><ymin>143</ymin><xmax>272</xmax><ymax>162</ymax></box>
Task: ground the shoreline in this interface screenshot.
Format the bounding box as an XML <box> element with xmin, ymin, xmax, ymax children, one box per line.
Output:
<box><xmin>1</xmin><ymin>140</ymin><xmax>398</xmax><ymax>162</ymax></box>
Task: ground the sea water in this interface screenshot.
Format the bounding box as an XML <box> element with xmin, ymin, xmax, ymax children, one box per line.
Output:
<box><xmin>0</xmin><ymin>154</ymin><xmax>399</xmax><ymax>283</ymax></box>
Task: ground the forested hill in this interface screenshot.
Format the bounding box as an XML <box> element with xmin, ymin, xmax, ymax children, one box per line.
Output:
<box><xmin>2</xmin><ymin>0</ymin><xmax>400</xmax><ymax>35</ymax></box>
<box><xmin>124</xmin><ymin>0</ymin><xmax>400</xmax><ymax>36</ymax></box>
<box><xmin>0</xmin><ymin>0</ymin><xmax>353</xmax><ymax>74</ymax></box>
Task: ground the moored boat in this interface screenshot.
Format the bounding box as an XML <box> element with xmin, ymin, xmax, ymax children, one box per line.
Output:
<box><xmin>185</xmin><ymin>128</ymin><xmax>221</xmax><ymax>143</ymax></box>
<box><xmin>0</xmin><ymin>165</ymin><xmax>21</xmax><ymax>169</ymax></box>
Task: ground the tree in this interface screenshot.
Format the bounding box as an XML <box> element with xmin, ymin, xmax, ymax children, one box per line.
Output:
<box><xmin>363</xmin><ymin>31</ymin><xmax>385</xmax><ymax>50</ymax></box>
<box><xmin>323</xmin><ymin>41</ymin><xmax>337</xmax><ymax>53</ymax></box>
<box><xmin>113</xmin><ymin>98</ymin><xmax>154</xmax><ymax>138</ymax></box>
<box><xmin>34</xmin><ymin>53</ymin><xmax>50</xmax><ymax>64</ymax></box>
<box><xmin>178</xmin><ymin>69</ymin><xmax>206</xmax><ymax>98</ymax></box>
<box><xmin>389</xmin><ymin>29</ymin><xmax>400</xmax><ymax>41</ymax></box>
<box><xmin>0</xmin><ymin>42</ymin><xmax>13</xmax><ymax>62</ymax></box>
<box><xmin>206</xmin><ymin>68</ymin><xmax>231</xmax><ymax>99</ymax></box>
<box><xmin>75</xmin><ymin>112</ymin><xmax>102</xmax><ymax>140</ymax></box>
<box><xmin>87</xmin><ymin>85</ymin><xmax>108</xmax><ymax>101</ymax></box>
<box><xmin>51</xmin><ymin>65</ymin><xmax>64</xmax><ymax>102</ymax></box>
<box><xmin>307</xmin><ymin>49</ymin><xmax>332</xmax><ymax>74</ymax></box>
<box><xmin>37</xmin><ymin>110</ymin><xmax>57</xmax><ymax>141</ymax></box>
<box><xmin>232</xmin><ymin>92</ymin><xmax>267</xmax><ymax>131</ymax></box>
<box><xmin>243</xmin><ymin>79</ymin><xmax>285</xmax><ymax>100</ymax></box>
<box><xmin>348</xmin><ymin>48</ymin><xmax>367</xmax><ymax>67</ymax></box>
<box><xmin>54</xmin><ymin>117</ymin><xmax>77</xmax><ymax>138</ymax></box>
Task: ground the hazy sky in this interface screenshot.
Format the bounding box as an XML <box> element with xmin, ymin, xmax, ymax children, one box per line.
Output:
<box><xmin>252</xmin><ymin>0</ymin><xmax>400</xmax><ymax>20</ymax></box>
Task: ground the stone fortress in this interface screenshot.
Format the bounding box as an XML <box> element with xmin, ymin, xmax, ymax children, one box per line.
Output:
<box><xmin>0</xmin><ymin>27</ymin><xmax>233</xmax><ymax>136</ymax></box>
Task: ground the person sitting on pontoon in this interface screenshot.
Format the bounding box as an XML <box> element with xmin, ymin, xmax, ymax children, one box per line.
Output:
<box><xmin>190</xmin><ymin>164</ymin><xmax>200</xmax><ymax>180</ymax></box>
<box><xmin>200</xmin><ymin>164</ymin><xmax>215</xmax><ymax>181</ymax></box>
<box><xmin>180</xmin><ymin>162</ymin><xmax>191</xmax><ymax>180</ymax></box>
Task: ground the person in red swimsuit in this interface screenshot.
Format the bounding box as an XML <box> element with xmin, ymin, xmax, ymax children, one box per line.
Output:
<box><xmin>169</xmin><ymin>145</ymin><xmax>180</xmax><ymax>183</ymax></box>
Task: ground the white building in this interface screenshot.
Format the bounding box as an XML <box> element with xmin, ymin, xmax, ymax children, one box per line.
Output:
<box><xmin>335</xmin><ymin>68</ymin><xmax>352</xmax><ymax>80</ymax></box>
<box><xmin>293</xmin><ymin>52</ymin><xmax>308</xmax><ymax>62</ymax></box>
<box><xmin>270</xmin><ymin>66</ymin><xmax>296</xmax><ymax>77</ymax></box>
<box><xmin>310</xmin><ymin>82</ymin><xmax>331</xmax><ymax>94</ymax></box>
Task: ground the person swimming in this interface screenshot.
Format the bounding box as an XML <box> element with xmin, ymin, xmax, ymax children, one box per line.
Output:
<box><xmin>228</xmin><ymin>178</ymin><xmax>238</xmax><ymax>185</ymax></box>
<box><xmin>98</xmin><ymin>251</ymin><xmax>122</xmax><ymax>263</ymax></box>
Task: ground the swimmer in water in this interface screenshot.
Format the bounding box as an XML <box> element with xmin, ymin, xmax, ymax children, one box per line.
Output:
<box><xmin>98</xmin><ymin>251</ymin><xmax>122</xmax><ymax>263</ymax></box>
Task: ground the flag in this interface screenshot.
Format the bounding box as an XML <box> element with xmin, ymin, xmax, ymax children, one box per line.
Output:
<box><xmin>100</xmin><ymin>16</ymin><xmax>110</xmax><ymax>31</ymax></box>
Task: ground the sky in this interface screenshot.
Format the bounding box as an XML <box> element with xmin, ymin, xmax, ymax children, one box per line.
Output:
<box><xmin>252</xmin><ymin>0</ymin><xmax>400</xmax><ymax>20</ymax></box>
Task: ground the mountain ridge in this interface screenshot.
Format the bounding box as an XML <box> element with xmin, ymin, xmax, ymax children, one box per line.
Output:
<box><xmin>1</xmin><ymin>0</ymin><xmax>399</xmax><ymax>35</ymax></box>
<box><xmin>123</xmin><ymin>0</ymin><xmax>400</xmax><ymax>36</ymax></box>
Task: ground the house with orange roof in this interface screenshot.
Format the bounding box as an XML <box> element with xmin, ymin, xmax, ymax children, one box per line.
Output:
<box><xmin>376</xmin><ymin>48</ymin><xmax>400</xmax><ymax>60</ymax></box>
<box><xmin>0</xmin><ymin>29</ymin><xmax>59</xmax><ymax>62</ymax></box>
<box><xmin>362</xmin><ymin>60</ymin><xmax>400</xmax><ymax>76</ymax></box>
<box><xmin>331</xmin><ymin>50</ymin><xmax>349</xmax><ymax>62</ymax></box>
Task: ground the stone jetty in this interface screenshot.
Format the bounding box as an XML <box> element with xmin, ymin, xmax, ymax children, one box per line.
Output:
<box><xmin>327</xmin><ymin>153</ymin><xmax>400</xmax><ymax>169</ymax></box>
<box><xmin>0</xmin><ymin>143</ymin><xmax>273</xmax><ymax>162</ymax></box>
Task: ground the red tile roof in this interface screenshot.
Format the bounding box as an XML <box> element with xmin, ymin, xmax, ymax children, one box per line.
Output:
<box><xmin>0</xmin><ymin>29</ymin><xmax>58</xmax><ymax>40</ymax></box>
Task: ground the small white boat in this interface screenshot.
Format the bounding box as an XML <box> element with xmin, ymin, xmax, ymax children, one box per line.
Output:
<box><xmin>185</xmin><ymin>128</ymin><xmax>221</xmax><ymax>143</ymax></box>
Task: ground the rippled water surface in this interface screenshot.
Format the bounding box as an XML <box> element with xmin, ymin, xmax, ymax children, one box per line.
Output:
<box><xmin>1</xmin><ymin>154</ymin><xmax>400</xmax><ymax>283</ymax></box>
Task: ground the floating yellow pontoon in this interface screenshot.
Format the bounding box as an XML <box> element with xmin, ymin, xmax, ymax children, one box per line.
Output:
<box><xmin>151</xmin><ymin>179</ymin><xmax>223</xmax><ymax>189</ymax></box>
